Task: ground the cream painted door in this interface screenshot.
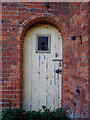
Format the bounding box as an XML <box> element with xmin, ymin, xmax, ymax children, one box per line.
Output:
<box><xmin>23</xmin><ymin>24</ymin><xmax>62</xmax><ymax>111</ymax></box>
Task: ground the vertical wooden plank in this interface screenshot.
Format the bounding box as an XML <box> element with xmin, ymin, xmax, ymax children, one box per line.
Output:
<box><xmin>23</xmin><ymin>31</ymin><xmax>33</xmax><ymax>111</ymax></box>
<box><xmin>39</xmin><ymin>54</ymin><xmax>47</xmax><ymax>109</ymax></box>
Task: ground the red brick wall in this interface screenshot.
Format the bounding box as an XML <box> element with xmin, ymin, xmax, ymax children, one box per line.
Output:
<box><xmin>62</xmin><ymin>2</ymin><xmax>89</xmax><ymax>118</ymax></box>
<box><xmin>1</xmin><ymin>2</ymin><xmax>89</xmax><ymax>119</ymax></box>
<box><xmin>0</xmin><ymin>2</ymin><xmax>2</xmax><ymax>113</ymax></box>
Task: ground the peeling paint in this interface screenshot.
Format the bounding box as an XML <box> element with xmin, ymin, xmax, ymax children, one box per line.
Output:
<box><xmin>23</xmin><ymin>24</ymin><xmax>62</xmax><ymax>111</ymax></box>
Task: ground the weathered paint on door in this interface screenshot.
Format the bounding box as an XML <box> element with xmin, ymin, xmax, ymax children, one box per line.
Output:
<box><xmin>23</xmin><ymin>24</ymin><xmax>62</xmax><ymax>111</ymax></box>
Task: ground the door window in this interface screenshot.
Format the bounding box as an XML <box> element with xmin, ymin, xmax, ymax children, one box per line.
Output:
<box><xmin>36</xmin><ymin>34</ymin><xmax>51</xmax><ymax>53</ymax></box>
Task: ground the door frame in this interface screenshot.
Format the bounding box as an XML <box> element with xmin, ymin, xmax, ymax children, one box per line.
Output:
<box><xmin>18</xmin><ymin>13</ymin><xmax>66</xmax><ymax>108</ymax></box>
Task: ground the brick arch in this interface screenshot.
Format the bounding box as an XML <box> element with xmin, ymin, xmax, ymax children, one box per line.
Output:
<box><xmin>18</xmin><ymin>13</ymin><xmax>67</xmax><ymax>42</ymax></box>
<box><xmin>18</xmin><ymin>13</ymin><xmax>67</xmax><ymax>107</ymax></box>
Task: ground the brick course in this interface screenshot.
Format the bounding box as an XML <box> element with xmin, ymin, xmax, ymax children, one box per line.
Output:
<box><xmin>1</xmin><ymin>2</ymin><xmax>89</xmax><ymax>119</ymax></box>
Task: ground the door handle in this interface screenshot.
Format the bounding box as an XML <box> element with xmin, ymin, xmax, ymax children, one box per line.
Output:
<box><xmin>55</xmin><ymin>68</ymin><xmax>62</xmax><ymax>74</ymax></box>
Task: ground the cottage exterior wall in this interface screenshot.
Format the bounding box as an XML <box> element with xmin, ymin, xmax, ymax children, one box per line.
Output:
<box><xmin>1</xmin><ymin>2</ymin><xmax>89</xmax><ymax>119</ymax></box>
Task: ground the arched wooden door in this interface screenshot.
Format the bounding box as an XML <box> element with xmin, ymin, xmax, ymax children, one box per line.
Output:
<box><xmin>23</xmin><ymin>24</ymin><xmax>62</xmax><ymax>111</ymax></box>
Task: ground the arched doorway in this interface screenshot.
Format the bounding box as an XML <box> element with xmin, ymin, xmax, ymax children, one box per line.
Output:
<box><xmin>23</xmin><ymin>23</ymin><xmax>63</xmax><ymax>111</ymax></box>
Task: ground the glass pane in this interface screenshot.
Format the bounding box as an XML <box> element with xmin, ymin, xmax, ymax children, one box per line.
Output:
<box><xmin>38</xmin><ymin>36</ymin><xmax>48</xmax><ymax>51</ymax></box>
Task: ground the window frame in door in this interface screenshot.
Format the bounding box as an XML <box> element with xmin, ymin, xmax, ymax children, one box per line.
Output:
<box><xmin>36</xmin><ymin>34</ymin><xmax>51</xmax><ymax>53</ymax></box>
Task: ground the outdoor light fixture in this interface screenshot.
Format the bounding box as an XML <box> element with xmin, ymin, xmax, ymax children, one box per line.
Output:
<box><xmin>45</xmin><ymin>2</ymin><xmax>50</xmax><ymax>8</ymax></box>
